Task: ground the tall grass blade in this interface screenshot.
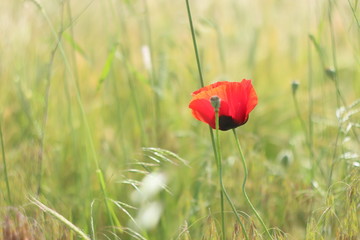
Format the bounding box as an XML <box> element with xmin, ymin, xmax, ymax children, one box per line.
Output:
<box><xmin>0</xmin><ymin>118</ymin><xmax>12</xmax><ymax>205</ymax></box>
<box><xmin>30</xmin><ymin>197</ymin><xmax>91</xmax><ymax>240</ymax></box>
<box><xmin>97</xmin><ymin>43</ymin><xmax>118</xmax><ymax>91</ymax></box>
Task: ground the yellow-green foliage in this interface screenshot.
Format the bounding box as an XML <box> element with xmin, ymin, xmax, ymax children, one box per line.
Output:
<box><xmin>0</xmin><ymin>0</ymin><xmax>359</xmax><ymax>239</ymax></box>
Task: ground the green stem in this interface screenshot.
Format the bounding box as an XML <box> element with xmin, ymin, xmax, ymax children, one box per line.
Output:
<box><xmin>37</xmin><ymin>13</ymin><xmax>64</xmax><ymax>195</ymax></box>
<box><xmin>222</xmin><ymin>182</ymin><xmax>249</xmax><ymax>240</ymax></box>
<box><xmin>0</xmin><ymin>119</ymin><xmax>12</xmax><ymax>205</ymax></box>
<box><xmin>292</xmin><ymin>89</ymin><xmax>314</xmax><ymax>180</ymax></box>
<box><xmin>214</xmin><ymin>111</ymin><xmax>226</xmax><ymax>240</ymax></box>
<box><xmin>185</xmin><ymin>0</ymin><xmax>204</xmax><ymax>87</ymax></box>
<box><xmin>142</xmin><ymin>0</ymin><xmax>159</xmax><ymax>144</ymax></box>
<box><xmin>232</xmin><ymin>129</ymin><xmax>273</xmax><ymax>240</ymax></box>
<box><xmin>184</xmin><ymin>1</ymin><xmax>248</xmax><ymax>238</ymax></box>
<box><xmin>307</xmin><ymin>37</ymin><xmax>315</xmax><ymax>180</ymax></box>
<box><xmin>29</xmin><ymin>0</ymin><xmax>122</xmax><ymax>232</ymax></box>
<box><xmin>117</xmin><ymin>3</ymin><xmax>147</xmax><ymax>147</ymax></box>
<box><xmin>214</xmin><ymin>112</ymin><xmax>249</xmax><ymax>240</ymax></box>
<box><xmin>96</xmin><ymin>170</ymin><xmax>115</xmax><ymax>228</ymax></box>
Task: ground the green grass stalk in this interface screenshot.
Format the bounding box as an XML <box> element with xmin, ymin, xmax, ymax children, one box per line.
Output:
<box><xmin>185</xmin><ymin>0</ymin><xmax>204</xmax><ymax>87</ymax></box>
<box><xmin>117</xmin><ymin>2</ymin><xmax>147</xmax><ymax>147</ymax></box>
<box><xmin>214</xmin><ymin>23</ymin><xmax>226</xmax><ymax>74</ymax></box>
<box><xmin>307</xmin><ymin>37</ymin><xmax>315</xmax><ymax>179</ymax></box>
<box><xmin>327</xmin><ymin>0</ymin><xmax>345</xmax><ymax>189</ymax></box>
<box><xmin>37</xmin><ymin>9</ymin><xmax>64</xmax><ymax>194</ymax></box>
<box><xmin>185</xmin><ymin>1</ymin><xmax>248</xmax><ymax>238</ymax></box>
<box><xmin>214</xmin><ymin>110</ymin><xmax>226</xmax><ymax>240</ymax></box>
<box><xmin>212</xmin><ymin>100</ymin><xmax>248</xmax><ymax>240</ymax></box>
<box><xmin>327</xmin><ymin>1</ymin><xmax>360</xmax><ymax>187</ymax></box>
<box><xmin>183</xmin><ymin>0</ymin><xmax>217</xmax><ymax>182</ymax></box>
<box><xmin>127</xmin><ymin>71</ymin><xmax>148</xmax><ymax>146</ymax></box>
<box><xmin>348</xmin><ymin>0</ymin><xmax>360</xmax><ymax>28</ymax></box>
<box><xmin>232</xmin><ymin>129</ymin><xmax>273</xmax><ymax>240</ymax></box>
<box><xmin>64</xmin><ymin>0</ymin><xmax>82</xmax><ymax>95</ymax></box>
<box><xmin>29</xmin><ymin>0</ymin><xmax>122</xmax><ymax>232</ymax></box>
<box><xmin>291</xmin><ymin>82</ymin><xmax>315</xmax><ymax>181</ymax></box>
<box><xmin>0</xmin><ymin>118</ymin><xmax>12</xmax><ymax>205</ymax></box>
<box><xmin>327</xmin><ymin>0</ymin><xmax>346</xmax><ymax>107</ymax></box>
<box><xmin>31</xmin><ymin>197</ymin><xmax>91</xmax><ymax>240</ymax></box>
<box><xmin>142</xmin><ymin>0</ymin><xmax>160</xmax><ymax>144</ymax></box>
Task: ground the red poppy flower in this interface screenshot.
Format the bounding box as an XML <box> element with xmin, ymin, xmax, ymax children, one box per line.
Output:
<box><xmin>189</xmin><ymin>79</ymin><xmax>258</xmax><ymax>131</ymax></box>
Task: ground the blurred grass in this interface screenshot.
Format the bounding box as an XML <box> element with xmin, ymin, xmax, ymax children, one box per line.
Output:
<box><xmin>0</xmin><ymin>0</ymin><xmax>359</xmax><ymax>239</ymax></box>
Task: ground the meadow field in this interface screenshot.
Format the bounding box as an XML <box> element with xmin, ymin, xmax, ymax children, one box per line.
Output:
<box><xmin>1</xmin><ymin>0</ymin><xmax>359</xmax><ymax>239</ymax></box>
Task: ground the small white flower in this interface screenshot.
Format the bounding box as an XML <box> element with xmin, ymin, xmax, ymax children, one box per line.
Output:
<box><xmin>141</xmin><ymin>45</ymin><xmax>152</xmax><ymax>72</ymax></box>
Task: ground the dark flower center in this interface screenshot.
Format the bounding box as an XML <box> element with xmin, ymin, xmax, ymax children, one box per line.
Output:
<box><xmin>218</xmin><ymin>115</ymin><xmax>239</xmax><ymax>131</ymax></box>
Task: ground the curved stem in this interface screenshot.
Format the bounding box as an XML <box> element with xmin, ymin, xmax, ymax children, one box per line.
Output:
<box><xmin>222</xmin><ymin>183</ymin><xmax>249</xmax><ymax>240</ymax></box>
<box><xmin>214</xmin><ymin>111</ymin><xmax>249</xmax><ymax>240</ymax></box>
<box><xmin>232</xmin><ymin>129</ymin><xmax>273</xmax><ymax>240</ymax></box>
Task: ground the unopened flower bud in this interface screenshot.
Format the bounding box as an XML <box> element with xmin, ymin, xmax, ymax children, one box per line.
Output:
<box><xmin>210</xmin><ymin>95</ymin><xmax>221</xmax><ymax>112</ymax></box>
<box><xmin>291</xmin><ymin>81</ymin><xmax>300</xmax><ymax>95</ymax></box>
<box><xmin>325</xmin><ymin>67</ymin><xmax>336</xmax><ymax>80</ymax></box>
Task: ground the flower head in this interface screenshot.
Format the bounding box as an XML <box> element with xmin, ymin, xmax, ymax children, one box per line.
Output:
<box><xmin>189</xmin><ymin>79</ymin><xmax>258</xmax><ymax>131</ymax></box>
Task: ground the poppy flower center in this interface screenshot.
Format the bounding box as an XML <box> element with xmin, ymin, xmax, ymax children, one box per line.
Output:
<box><xmin>218</xmin><ymin>115</ymin><xmax>239</xmax><ymax>131</ymax></box>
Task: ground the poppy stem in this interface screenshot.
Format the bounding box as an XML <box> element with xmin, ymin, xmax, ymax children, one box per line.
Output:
<box><xmin>214</xmin><ymin>111</ymin><xmax>249</xmax><ymax>240</ymax></box>
<box><xmin>185</xmin><ymin>1</ymin><xmax>248</xmax><ymax>237</ymax></box>
<box><xmin>214</xmin><ymin>111</ymin><xmax>226</xmax><ymax>240</ymax></box>
<box><xmin>232</xmin><ymin>129</ymin><xmax>274</xmax><ymax>240</ymax></box>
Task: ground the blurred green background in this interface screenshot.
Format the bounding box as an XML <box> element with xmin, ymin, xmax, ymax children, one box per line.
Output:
<box><xmin>0</xmin><ymin>0</ymin><xmax>359</xmax><ymax>239</ymax></box>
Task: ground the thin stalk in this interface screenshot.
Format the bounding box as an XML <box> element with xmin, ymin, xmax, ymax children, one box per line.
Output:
<box><xmin>222</xmin><ymin>185</ymin><xmax>249</xmax><ymax>240</ymax></box>
<box><xmin>65</xmin><ymin>0</ymin><xmax>82</xmax><ymax>96</ymax></box>
<box><xmin>127</xmin><ymin>72</ymin><xmax>148</xmax><ymax>146</ymax></box>
<box><xmin>184</xmin><ymin>0</ymin><xmax>219</xmax><ymax>192</ymax></box>
<box><xmin>292</xmin><ymin>90</ymin><xmax>310</xmax><ymax>148</ymax></box>
<box><xmin>214</xmin><ymin>24</ymin><xmax>226</xmax><ymax>74</ymax></box>
<box><xmin>185</xmin><ymin>1</ymin><xmax>248</xmax><ymax>238</ymax></box>
<box><xmin>30</xmin><ymin>0</ymin><xmax>122</xmax><ymax>231</ymax></box>
<box><xmin>291</xmin><ymin>86</ymin><xmax>315</xmax><ymax>180</ymax></box>
<box><xmin>326</xmin><ymin>1</ymin><xmax>360</xmax><ymax>191</ymax></box>
<box><xmin>31</xmin><ymin>197</ymin><xmax>91</xmax><ymax>240</ymax></box>
<box><xmin>0</xmin><ymin>119</ymin><xmax>11</xmax><ymax>205</ymax></box>
<box><xmin>307</xmin><ymin>37</ymin><xmax>315</xmax><ymax>179</ymax></box>
<box><xmin>214</xmin><ymin>111</ymin><xmax>226</xmax><ymax>240</ymax></box>
<box><xmin>328</xmin><ymin>0</ymin><xmax>360</xmax><ymax>151</ymax></box>
<box><xmin>307</xmin><ymin>36</ymin><xmax>327</xmax><ymax>181</ymax></box>
<box><xmin>184</xmin><ymin>1</ymin><xmax>219</xmax><ymax>195</ymax></box>
<box><xmin>184</xmin><ymin>0</ymin><xmax>216</xmax><ymax>170</ymax></box>
<box><xmin>232</xmin><ymin>129</ymin><xmax>273</xmax><ymax>240</ymax></box>
<box><xmin>37</xmin><ymin>38</ymin><xmax>57</xmax><ymax>195</ymax></box>
<box><xmin>142</xmin><ymin>0</ymin><xmax>160</xmax><ymax>144</ymax></box>
<box><xmin>214</xmin><ymin>111</ymin><xmax>249</xmax><ymax>240</ymax></box>
<box><xmin>348</xmin><ymin>0</ymin><xmax>360</xmax><ymax>28</ymax></box>
<box><xmin>118</xmin><ymin>3</ymin><xmax>147</xmax><ymax>146</ymax></box>
<box><xmin>185</xmin><ymin>0</ymin><xmax>204</xmax><ymax>87</ymax></box>
<box><xmin>327</xmin><ymin>0</ymin><xmax>346</xmax><ymax>107</ymax></box>
<box><xmin>327</xmin><ymin>0</ymin><xmax>345</xmax><ymax>188</ymax></box>
<box><xmin>96</xmin><ymin>170</ymin><xmax>115</xmax><ymax>228</ymax></box>
<box><xmin>37</xmin><ymin>2</ymin><xmax>65</xmax><ymax>195</ymax></box>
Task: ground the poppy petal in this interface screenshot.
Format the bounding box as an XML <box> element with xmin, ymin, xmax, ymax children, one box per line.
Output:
<box><xmin>189</xmin><ymin>99</ymin><xmax>216</xmax><ymax>128</ymax></box>
<box><xmin>189</xmin><ymin>97</ymin><xmax>231</xmax><ymax>129</ymax></box>
<box><xmin>226</xmin><ymin>80</ymin><xmax>257</xmax><ymax>125</ymax></box>
<box><xmin>192</xmin><ymin>81</ymin><xmax>229</xmax><ymax>96</ymax></box>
